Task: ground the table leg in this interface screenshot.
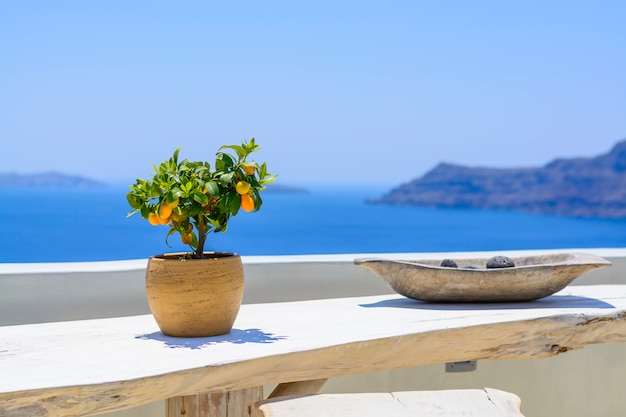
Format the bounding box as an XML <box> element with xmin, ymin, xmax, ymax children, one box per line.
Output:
<box><xmin>166</xmin><ymin>387</ymin><xmax>264</xmax><ymax>417</ymax></box>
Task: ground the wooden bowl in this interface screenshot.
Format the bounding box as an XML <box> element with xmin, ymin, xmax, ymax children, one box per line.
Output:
<box><xmin>354</xmin><ymin>253</ymin><xmax>611</xmax><ymax>302</ymax></box>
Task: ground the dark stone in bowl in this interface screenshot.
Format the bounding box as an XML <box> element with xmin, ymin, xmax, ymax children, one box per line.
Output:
<box><xmin>486</xmin><ymin>256</ymin><xmax>516</xmax><ymax>269</ymax></box>
<box><xmin>440</xmin><ymin>259</ymin><xmax>458</xmax><ymax>268</ymax></box>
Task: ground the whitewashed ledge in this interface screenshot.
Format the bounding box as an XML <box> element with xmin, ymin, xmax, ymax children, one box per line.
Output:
<box><xmin>2</xmin><ymin>247</ymin><xmax>625</xmax><ymax>274</ymax></box>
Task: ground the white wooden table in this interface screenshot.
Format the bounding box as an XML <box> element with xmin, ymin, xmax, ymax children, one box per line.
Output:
<box><xmin>2</xmin><ymin>285</ymin><xmax>626</xmax><ymax>417</ymax></box>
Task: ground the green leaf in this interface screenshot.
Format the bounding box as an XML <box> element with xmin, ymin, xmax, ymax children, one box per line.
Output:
<box><xmin>190</xmin><ymin>232</ymin><xmax>199</xmax><ymax>249</ymax></box>
<box><xmin>181</xmin><ymin>181</ymin><xmax>193</xmax><ymax>194</ymax></box>
<box><xmin>126</xmin><ymin>192</ymin><xmax>141</xmax><ymax>209</ymax></box>
<box><xmin>172</xmin><ymin>147</ymin><xmax>182</xmax><ymax>164</ymax></box>
<box><xmin>193</xmin><ymin>192</ymin><xmax>209</xmax><ymax>205</ymax></box>
<box><xmin>230</xmin><ymin>193</ymin><xmax>241</xmax><ymax>214</ymax></box>
<box><xmin>218</xmin><ymin>193</ymin><xmax>231</xmax><ymax>211</ymax></box>
<box><xmin>219</xmin><ymin>144</ymin><xmax>245</xmax><ymax>159</ymax></box>
<box><xmin>165</xmin><ymin>228</ymin><xmax>177</xmax><ymax>248</ymax></box>
<box><xmin>216</xmin><ymin>152</ymin><xmax>236</xmax><ymax>169</ymax></box>
<box><xmin>169</xmin><ymin>188</ymin><xmax>184</xmax><ymax>201</ymax></box>
<box><xmin>149</xmin><ymin>182</ymin><xmax>162</xmax><ymax>198</ymax></box>
<box><xmin>140</xmin><ymin>205</ymin><xmax>151</xmax><ymax>218</ymax></box>
<box><xmin>205</xmin><ymin>180</ymin><xmax>219</xmax><ymax>196</ymax></box>
<box><xmin>243</xmin><ymin>138</ymin><xmax>260</xmax><ymax>154</ymax></box>
<box><xmin>262</xmin><ymin>174</ymin><xmax>278</xmax><ymax>186</ymax></box>
<box><xmin>219</xmin><ymin>171</ymin><xmax>235</xmax><ymax>186</ymax></box>
<box><xmin>188</xmin><ymin>204</ymin><xmax>201</xmax><ymax>217</ymax></box>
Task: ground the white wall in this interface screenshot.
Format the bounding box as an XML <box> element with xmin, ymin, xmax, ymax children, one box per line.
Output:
<box><xmin>3</xmin><ymin>248</ymin><xmax>624</xmax><ymax>326</ymax></box>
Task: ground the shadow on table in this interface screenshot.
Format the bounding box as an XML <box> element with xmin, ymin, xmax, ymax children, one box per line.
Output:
<box><xmin>135</xmin><ymin>328</ymin><xmax>287</xmax><ymax>349</ymax></box>
<box><xmin>359</xmin><ymin>295</ymin><xmax>615</xmax><ymax>310</ymax></box>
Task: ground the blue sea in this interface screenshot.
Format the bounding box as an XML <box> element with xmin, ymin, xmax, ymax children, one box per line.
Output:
<box><xmin>1</xmin><ymin>185</ymin><xmax>624</xmax><ymax>263</ymax></box>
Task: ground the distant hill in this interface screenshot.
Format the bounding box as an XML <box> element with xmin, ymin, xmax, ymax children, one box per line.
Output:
<box><xmin>0</xmin><ymin>172</ymin><xmax>107</xmax><ymax>188</ymax></box>
<box><xmin>370</xmin><ymin>139</ymin><xmax>626</xmax><ymax>218</ymax></box>
<box><xmin>0</xmin><ymin>172</ymin><xmax>310</xmax><ymax>194</ymax></box>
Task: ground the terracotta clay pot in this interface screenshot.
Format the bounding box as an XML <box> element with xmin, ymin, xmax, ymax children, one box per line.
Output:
<box><xmin>145</xmin><ymin>252</ymin><xmax>244</xmax><ymax>337</ymax></box>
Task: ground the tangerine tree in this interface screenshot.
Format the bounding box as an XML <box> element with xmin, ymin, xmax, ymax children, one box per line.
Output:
<box><xmin>126</xmin><ymin>138</ymin><xmax>276</xmax><ymax>258</ymax></box>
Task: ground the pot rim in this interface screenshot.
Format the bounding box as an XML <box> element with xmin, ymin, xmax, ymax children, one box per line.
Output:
<box><xmin>150</xmin><ymin>252</ymin><xmax>240</xmax><ymax>260</ymax></box>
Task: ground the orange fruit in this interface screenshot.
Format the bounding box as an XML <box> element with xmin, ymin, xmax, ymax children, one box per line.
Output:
<box><xmin>148</xmin><ymin>212</ymin><xmax>160</xmax><ymax>226</ymax></box>
<box><xmin>240</xmin><ymin>193</ymin><xmax>254</xmax><ymax>212</ymax></box>
<box><xmin>160</xmin><ymin>202</ymin><xmax>173</xmax><ymax>219</ymax></box>
<box><xmin>243</xmin><ymin>165</ymin><xmax>255</xmax><ymax>175</ymax></box>
<box><xmin>181</xmin><ymin>233</ymin><xmax>193</xmax><ymax>244</ymax></box>
<box><xmin>236</xmin><ymin>181</ymin><xmax>250</xmax><ymax>195</ymax></box>
<box><xmin>159</xmin><ymin>215</ymin><xmax>171</xmax><ymax>225</ymax></box>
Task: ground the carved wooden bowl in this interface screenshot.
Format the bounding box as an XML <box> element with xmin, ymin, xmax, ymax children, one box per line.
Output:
<box><xmin>354</xmin><ymin>253</ymin><xmax>611</xmax><ymax>302</ymax></box>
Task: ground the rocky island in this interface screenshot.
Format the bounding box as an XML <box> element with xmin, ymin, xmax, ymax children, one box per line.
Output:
<box><xmin>0</xmin><ymin>172</ymin><xmax>107</xmax><ymax>188</ymax></box>
<box><xmin>370</xmin><ymin>139</ymin><xmax>626</xmax><ymax>219</ymax></box>
<box><xmin>0</xmin><ymin>172</ymin><xmax>310</xmax><ymax>194</ymax></box>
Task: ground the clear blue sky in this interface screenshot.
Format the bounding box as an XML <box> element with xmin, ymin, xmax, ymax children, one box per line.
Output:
<box><xmin>1</xmin><ymin>1</ymin><xmax>624</xmax><ymax>187</ymax></box>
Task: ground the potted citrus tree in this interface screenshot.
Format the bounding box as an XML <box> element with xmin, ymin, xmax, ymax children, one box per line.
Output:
<box><xmin>127</xmin><ymin>138</ymin><xmax>276</xmax><ymax>337</ymax></box>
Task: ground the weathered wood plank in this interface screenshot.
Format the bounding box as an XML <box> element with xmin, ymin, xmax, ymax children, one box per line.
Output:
<box><xmin>255</xmin><ymin>388</ymin><xmax>525</xmax><ymax>417</ymax></box>
<box><xmin>1</xmin><ymin>285</ymin><xmax>626</xmax><ymax>417</ymax></box>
